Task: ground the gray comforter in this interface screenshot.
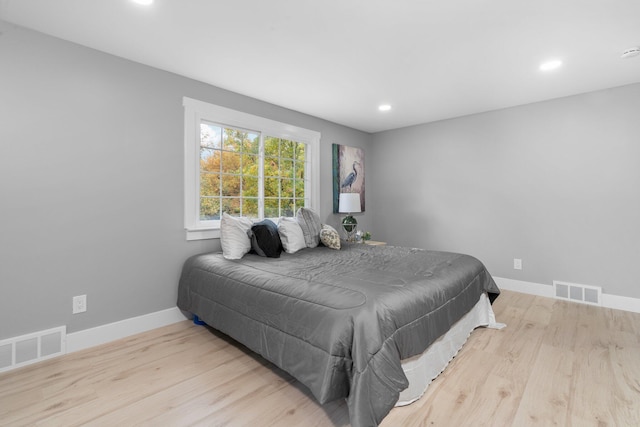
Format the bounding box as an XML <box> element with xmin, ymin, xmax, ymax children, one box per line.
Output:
<box><xmin>177</xmin><ymin>243</ymin><xmax>499</xmax><ymax>426</ymax></box>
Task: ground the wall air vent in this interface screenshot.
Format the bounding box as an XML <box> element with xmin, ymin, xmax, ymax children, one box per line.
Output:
<box><xmin>0</xmin><ymin>326</ymin><xmax>66</xmax><ymax>373</ymax></box>
<box><xmin>553</xmin><ymin>281</ymin><xmax>601</xmax><ymax>306</ymax></box>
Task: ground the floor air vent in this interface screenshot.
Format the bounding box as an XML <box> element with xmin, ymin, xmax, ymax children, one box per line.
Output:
<box><xmin>553</xmin><ymin>281</ymin><xmax>601</xmax><ymax>306</ymax></box>
<box><xmin>0</xmin><ymin>326</ymin><xmax>66</xmax><ymax>373</ymax></box>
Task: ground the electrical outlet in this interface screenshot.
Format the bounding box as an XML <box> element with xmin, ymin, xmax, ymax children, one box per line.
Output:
<box><xmin>513</xmin><ymin>258</ymin><xmax>522</xmax><ymax>270</ymax></box>
<box><xmin>72</xmin><ymin>295</ymin><xmax>87</xmax><ymax>314</ymax></box>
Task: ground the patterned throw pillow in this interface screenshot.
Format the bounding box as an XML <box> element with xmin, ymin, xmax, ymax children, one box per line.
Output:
<box><xmin>319</xmin><ymin>224</ymin><xmax>341</xmax><ymax>250</ymax></box>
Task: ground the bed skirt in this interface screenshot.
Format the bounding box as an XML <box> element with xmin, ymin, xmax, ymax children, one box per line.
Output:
<box><xmin>397</xmin><ymin>292</ymin><xmax>503</xmax><ymax>406</ymax></box>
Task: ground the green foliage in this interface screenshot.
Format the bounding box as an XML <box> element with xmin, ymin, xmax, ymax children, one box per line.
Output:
<box><xmin>199</xmin><ymin>125</ymin><xmax>308</xmax><ymax>219</ymax></box>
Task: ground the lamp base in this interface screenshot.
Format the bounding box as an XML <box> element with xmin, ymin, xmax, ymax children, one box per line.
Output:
<box><xmin>342</xmin><ymin>215</ymin><xmax>358</xmax><ymax>242</ymax></box>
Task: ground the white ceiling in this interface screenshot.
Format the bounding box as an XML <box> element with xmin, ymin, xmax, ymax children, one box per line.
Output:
<box><xmin>1</xmin><ymin>0</ymin><xmax>639</xmax><ymax>133</ymax></box>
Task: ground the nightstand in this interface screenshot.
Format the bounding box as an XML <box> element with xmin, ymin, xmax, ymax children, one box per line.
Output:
<box><xmin>364</xmin><ymin>240</ymin><xmax>386</xmax><ymax>246</ymax></box>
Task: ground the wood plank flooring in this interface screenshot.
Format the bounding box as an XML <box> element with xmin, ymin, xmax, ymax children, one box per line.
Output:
<box><xmin>1</xmin><ymin>290</ymin><xmax>639</xmax><ymax>426</ymax></box>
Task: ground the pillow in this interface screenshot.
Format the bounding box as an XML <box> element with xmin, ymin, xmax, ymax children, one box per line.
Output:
<box><xmin>296</xmin><ymin>207</ymin><xmax>321</xmax><ymax>248</ymax></box>
<box><xmin>220</xmin><ymin>213</ymin><xmax>253</xmax><ymax>260</ymax></box>
<box><xmin>248</xmin><ymin>219</ymin><xmax>282</xmax><ymax>258</ymax></box>
<box><xmin>319</xmin><ymin>224</ymin><xmax>341</xmax><ymax>250</ymax></box>
<box><xmin>277</xmin><ymin>217</ymin><xmax>307</xmax><ymax>254</ymax></box>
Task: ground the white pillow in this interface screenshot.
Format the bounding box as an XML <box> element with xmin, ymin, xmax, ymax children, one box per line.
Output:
<box><xmin>277</xmin><ymin>217</ymin><xmax>307</xmax><ymax>254</ymax></box>
<box><xmin>220</xmin><ymin>213</ymin><xmax>253</xmax><ymax>259</ymax></box>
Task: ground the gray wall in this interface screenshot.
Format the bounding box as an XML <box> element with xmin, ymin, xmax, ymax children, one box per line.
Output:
<box><xmin>0</xmin><ymin>22</ymin><xmax>371</xmax><ymax>340</ymax></box>
<box><xmin>371</xmin><ymin>84</ymin><xmax>640</xmax><ymax>299</ymax></box>
<box><xmin>3</xmin><ymin>20</ymin><xmax>637</xmax><ymax>342</ymax></box>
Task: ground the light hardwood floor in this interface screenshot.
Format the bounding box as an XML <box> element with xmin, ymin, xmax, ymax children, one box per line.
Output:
<box><xmin>1</xmin><ymin>290</ymin><xmax>639</xmax><ymax>426</ymax></box>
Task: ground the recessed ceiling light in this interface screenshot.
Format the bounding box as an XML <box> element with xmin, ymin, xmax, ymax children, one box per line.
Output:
<box><xmin>378</xmin><ymin>104</ymin><xmax>391</xmax><ymax>112</ymax></box>
<box><xmin>539</xmin><ymin>60</ymin><xmax>563</xmax><ymax>72</ymax></box>
<box><xmin>132</xmin><ymin>0</ymin><xmax>153</xmax><ymax>5</ymax></box>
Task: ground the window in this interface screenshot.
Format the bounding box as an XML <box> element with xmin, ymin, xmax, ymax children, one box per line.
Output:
<box><xmin>184</xmin><ymin>97</ymin><xmax>320</xmax><ymax>240</ymax></box>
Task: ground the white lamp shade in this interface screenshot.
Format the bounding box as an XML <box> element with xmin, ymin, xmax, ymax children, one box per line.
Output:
<box><xmin>338</xmin><ymin>193</ymin><xmax>361</xmax><ymax>213</ymax></box>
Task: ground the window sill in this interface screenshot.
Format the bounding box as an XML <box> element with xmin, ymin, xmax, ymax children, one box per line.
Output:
<box><xmin>186</xmin><ymin>227</ymin><xmax>220</xmax><ymax>241</ymax></box>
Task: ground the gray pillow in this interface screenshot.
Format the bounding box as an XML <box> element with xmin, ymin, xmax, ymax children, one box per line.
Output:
<box><xmin>296</xmin><ymin>207</ymin><xmax>321</xmax><ymax>248</ymax></box>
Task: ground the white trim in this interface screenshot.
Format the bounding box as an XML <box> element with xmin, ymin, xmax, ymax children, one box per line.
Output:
<box><xmin>186</xmin><ymin>227</ymin><xmax>220</xmax><ymax>241</ymax></box>
<box><xmin>494</xmin><ymin>277</ymin><xmax>554</xmax><ymax>298</ymax></box>
<box><xmin>601</xmin><ymin>293</ymin><xmax>640</xmax><ymax>314</ymax></box>
<box><xmin>66</xmin><ymin>307</ymin><xmax>188</xmax><ymax>353</ymax></box>
<box><xmin>183</xmin><ymin>97</ymin><xmax>321</xmax><ymax>240</ymax></box>
<box><xmin>8</xmin><ymin>279</ymin><xmax>638</xmax><ymax>371</ymax></box>
<box><xmin>183</xmin><ymin>100</ymin><xmax>201</xmax><ymax>235</ymax></box>
<box><xmin>494</xmin><ymin>276</ymin><xmax>640</xmax><ymax>313</ymax></box>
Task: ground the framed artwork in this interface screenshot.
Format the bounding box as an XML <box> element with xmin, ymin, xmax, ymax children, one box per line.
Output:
<box><xmin>332</xmin><ymin>144</ymin><xmax>365</xmax><ymax>213</ymax></box>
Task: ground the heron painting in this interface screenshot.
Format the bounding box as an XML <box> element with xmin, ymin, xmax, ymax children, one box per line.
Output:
<box><xmin>332</xmin><ymin>144</ymin><xmax>365</xmax><ymax>213</ymax></box>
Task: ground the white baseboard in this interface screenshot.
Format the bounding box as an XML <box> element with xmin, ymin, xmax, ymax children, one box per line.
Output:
<box><xmin>66</xmin><ymin>307</ymin><xmax>188</xmax><ymax>353</ymax></box>
<box><xmin>494</xmin><ymin>277</ymin><xmax>554</xmax><ymax>298</ymax></box>
<box><xmin>494</xmin><ymin>276</ymin><xmax>640</xmax><ymax>314</ymax></box>
<box><xmin>601</xmin><ymin>293</ymin><xmax>640</xmax><ymax>314</ymax></box>
<box><xmin>19</xmin><ymin>278</ymin><xmax>640</xmax><ymax>365</ymax></box>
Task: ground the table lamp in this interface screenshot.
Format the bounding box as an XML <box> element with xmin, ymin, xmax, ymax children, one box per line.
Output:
<box><xmin>338</xmin><ymin>193</ymin><xmax>361</xmax><ymax>242</ymax></box>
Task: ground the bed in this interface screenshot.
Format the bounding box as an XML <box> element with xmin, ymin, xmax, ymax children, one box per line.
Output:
<box><xmin>177</xmin><ymin>243</ymin><xmax>500</xmax><ymax>427</ymax></box>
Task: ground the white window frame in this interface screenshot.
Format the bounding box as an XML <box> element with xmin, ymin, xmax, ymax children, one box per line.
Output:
<box><xmin>183</xmin><ymin>97</ymin><xmax>321</xmax><ymax>241</ymax></box>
